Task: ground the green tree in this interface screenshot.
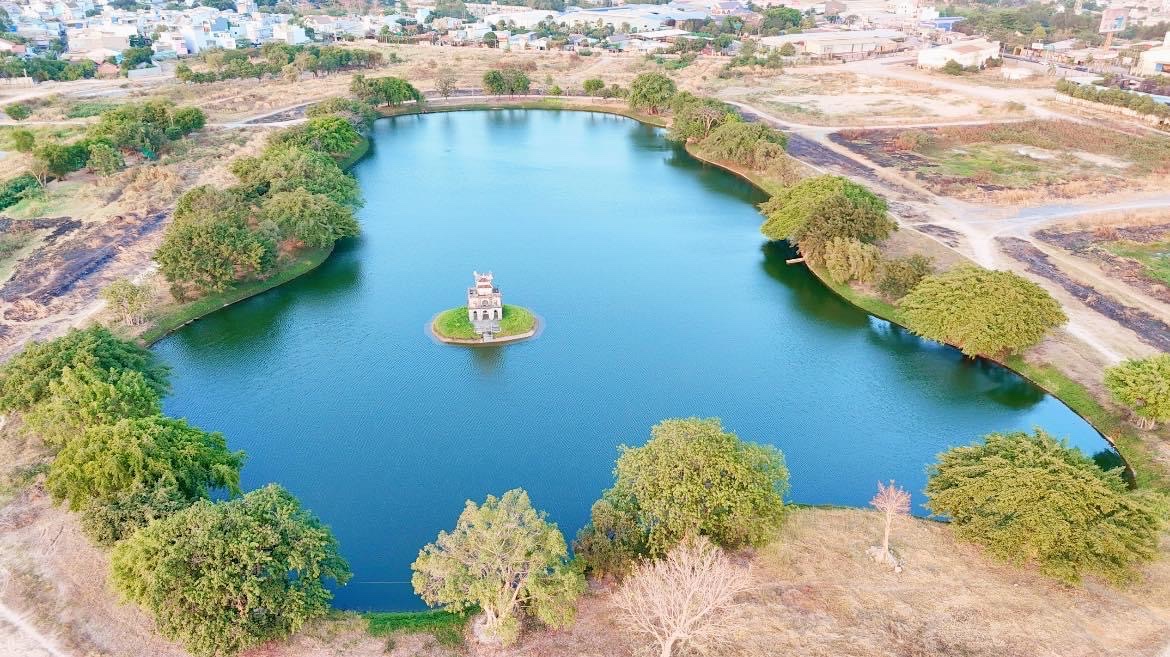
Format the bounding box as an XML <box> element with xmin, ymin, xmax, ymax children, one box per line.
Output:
<box><xmin>79</xmin><ymin>480</ymin><xmax>190</xmax><ymax>546</ymax></box>
<box><xmin>779</xmin><ymin>42</ymin><xmax>797</xmax><ymax>56</ymax></box>
<box><xmin>231</xmin><ymin>145</ymin><xmax>361</xmax><ymax>207</ymax></box>
<box><xmin>88</xmin><ymin>141</ymin><xmax>125</xmax><ymax>176</ymax></box>
<box><xmin>876</xmin><ymin>254</ymin><xmax>933</xmax><ymax>301</ymax></box>
<box><xmin>759</xmin><ymin>175</ymin><xmax>887</xmax><ymax>243</ymax></box>
<box><xmin>667</xmin><ymin>92</ymin><xmax>733</xmax><ymax>143</ymax></box>
<box><xmin>926</xmin><ymin>429</ymin><xmax>1161</xmax><ymax>585</ymax></box>
<box><xmin>435</xmin><ymin>68</ymin><xmax>458</xmax><ymax>99</ymax></box>
<box><xmin>601</xmin><ymin>418</ymin><xmax>788</xmax><ymax>561</ymax></box>
<box><xmin>119</xmin><ymin>46</ymin><xmax>154</xmax><ymax>74</ymax></box>
<box><xmin>24</xmin><ymin>364</ymin><xmax>161</xmax><ymax>450</ymax></box>
<box><xmin>4</xmin><ymin>102</ymin><xmax>30</xmax><ymax>120</ymax></box>
<box><xmin>788</xmin><ymin>191</ymin><xmax>896</xmax><ymax>264</ymax></box>
<box><xmin>47</xmin><ymin>415</ymin><xmax>243</xmax><ymax>511</ymax></box>
<box><xmin>101</xmin><ymin>277</ymin><xmax>150</xmax><ymax>325</ymax></box>
<box><xmin>483</xmin><ymin>31</ymin><xmax>498</xmax><ymax>48</ymax></box>
<box><xmin>260</xmin><ymin>188</ymin><xmax>359</xmax><ymax>247</ymax></box>
<box><xmin>34</xmin><ymin>141</ymin><xmax>91</xmax><ymax>179</ymax></box>
<box><xmin>573</xmin><ymin>492</ymin><xmax>646</xmax><ymax>580</ymax></box>
<box><xmin>111</xmin><ymin>485</ymin><xmax>350</xmax><ymax>657</ymax></box>
<box><xmin>583</xmin><ymin>78</ymin><xmax>605</xmax><ymax>98</ymax></box>
<box><xmin>1104</xmin><ymin>354</ymin><xmax>1170</xmax><ymax>429</ymax></box>
<box><xmin>411</xmin><ymin>489</ymin><xmax>585</xmax><ymax>645</ymax></box>
<box><xmin>271</xmin><ymin>116</ymin><xmax>362</xmax><ymax>157</ymax></box>
<box><xmin>822</xmin><ymin>236</ymin><xmax>880</xmax><ymax>284</ymax></box>
<box><xmin>699</xmin><ymin>119</ymin><xmax>787</xmax><ymax>168</ymax></box>
<box><xmin>899</xmin><ymin>266</ymin><xmax>1066</xmax><ymax>357</ymax></box>
<box><xmin>155</xmin><ymin>215</ymin><xmax>276</xmax><ymax>294</ymax></box>
<box><xmin>628</xmin><ymin>72</ymin><xmax>677</xmax><ymax>114</ymax></box>
<box><xmin>10</xmin><ymin>128</ymin><xmax>34</xmax><ymax>152</ymax></box>
<box><xmin>0</xmin><ymin>326</ymin><xmax>168</xmax><ymax>412</ymax></box>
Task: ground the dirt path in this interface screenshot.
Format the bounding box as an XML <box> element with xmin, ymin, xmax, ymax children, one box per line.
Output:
<box><xmin>0</xmin><ymin>599</ymin><xmax>69</xmax><ymax>657</ymax></box>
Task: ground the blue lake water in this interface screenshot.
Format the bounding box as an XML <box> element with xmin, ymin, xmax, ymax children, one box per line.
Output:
<box><xmin>155</xmin><ymin>110</ymin><xmax>1111</xmax><ymax>610</ymax></box>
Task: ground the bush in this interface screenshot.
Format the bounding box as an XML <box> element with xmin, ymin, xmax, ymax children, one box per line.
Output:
<box><xmin>899</xmin><ymin>266</ymin><xmax>1066</xmax><ymax>357</ymax></box>
<box><xmin>269</xmin><ymin>116</ymin><xmax>362</xmax><ymax>158</ymax></box>
<box><xmin>876</xmin><ymin>254</ymin><xmax>933</xmax><ymax>300</ymax></box>
<box><xmin>926</xmin><ymin>429</ymin><xmax>1162</xmax><ymax>585</ymax></box>
<box><xmin>941</xmin><ymin>59</ymin><xmax>965</xmax><ymax>75</ymax></box>
<box><xmin>0</xmin><ymin>173</ymin><xmax>39</xmax><ymax>211</ymax></box>
<box><xmin>1104</xmin><ymin>354</ymin><xmax>1170</xmax><ymax>429</ymax></box>
<box><xmin>482</xmin><ymin>67</ymin><xmax>531</xmax><ymax>95</ymax></box>
<box><xmin>10</xmin><ymin>128</ymin><xmax>34</xmax><ymax>152</ymax></box>
<box><xmin>306</xmin><ymin>97</ymin><xmax>377</xmax><ymax>132</ymax></box>
<box><xmin>4</xmin><ymin>102</ymin><xmax>30</xmax><ymax>120</ymax></box>
<box><xmin>79</xmin><ymin>481</ymin><xmax>190</xmax><ymax>546</ymax></box>
<box><xmin>583</xmin><ymin>78</ymin><xmax>605</xmax><ymax>97</ymax></box>
<box><xmin>88</xmin><ymin>141</ymin><xmax>125</xmax><ymax>176</ymax></box>
<box><xmin>111</xmin><ymin>485</ymin><xmax>350</xmax><ymax>657</ymax></box>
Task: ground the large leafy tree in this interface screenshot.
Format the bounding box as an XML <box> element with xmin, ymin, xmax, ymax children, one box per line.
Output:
<box><xmin>602</xmin><ymin>418</ymin><xmax>788</xmax><ymax>560</ymax></box>
<box><xmin>0</xmin><ymin>326</ymin><xmax>168</xmax><ymax>412</ymax></box>
<box><xmin>47</xmin><ymin>415</ymin><xmax>243</xmax><ymax>510</ymax></box>
<box><xmin>155</xmin><ymin>215</ymin><xmax>276</xmax><ymax>294</ymax></box>
<box><xmin>1104</xmin><ymin>354</ymin><xmax>1170</xmax><ymax>429</ymax></box>
<box><xmin>789</xmin><ymin>192</ymin><xmax>896</xmax><ymax>263</ymax></box>
<box><xmin>352</xmin><ymin>75</ymin><xmax>423</xmax><ymax>107</ymax></box>
<box><xmin>24</xmin><ymin>365</ymin><xmax>161</xmax><ymax>450</ymax></box>
<box><xmin>231</xmin><ymin>145</ymin><xmax>361</xmax><ymax>207</ymax></box>
<box><xmin>699</xmin><ymin>119</ymin><xmax>788</xmax><ymax>169</ymax></box>
<box><xmin>79</xmin><ymin>480</ymin><xmax>191</xmax><ymax>546</ymax></box>
<box><xmin>111</xmin><ymin>485</ymin><xmax>350</xmax><ymax>657</ymax></box>
<box><xmin>628</xmin><ymin>72</ymin><xmax>677</xmax><ymax>114</ymax></box>
<box><xmin>926</xmin><ymin>429</ymin><xmax>1162</xmax><ymax>585</ymax></box>
<box><xmin>260</xmin><ymin>188</ymin><xmax>359</xmax><ymax>247</ymax></box>
<box><xmin>270</xmin><ymin>116</ymin><xmax>363</xmax><ymax>158</ymax></box>
<box><xmin>759</xmin><ymin>175</ymin><xmax>887</xmax><ymax>242</ymax></box>
<box><xmin>411</xmin><ymin>488</ymin><xmax>585</xmax><ymax>645</ymax></box>
<box><xmin>481</xmin><ymin>67</ymin><xmax>530</xmax><ymax>96</ymax></box>
<box><xmin>667</xmin><ymin>93</ymin><xmax>735</xmax><ymax>143</ymax></box>
<box><xmin>900</xmin><ymin>266</ymin><xmax>1066</xmax><ymax>357</ymax></box>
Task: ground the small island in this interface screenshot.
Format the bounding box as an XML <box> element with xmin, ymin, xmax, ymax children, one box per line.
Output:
<box><xmin>431</xmin><ymin>272</ymin><xmax>538</xmax><ymax>345</ymax></box>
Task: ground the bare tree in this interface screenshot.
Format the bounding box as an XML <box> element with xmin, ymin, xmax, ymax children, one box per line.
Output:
<box><xmin>435</xmin><ymin>68</ymin><xmax>457</xmax><ymax>100</ymax></box>
<box><xmin>614</xmin><ymin>536</ymin><xmax>753</xmax><ymax>657</ymax></box>
<box><xmin>870</xmin><ymin>480</ymin><xmax>911</xmax><ymax>565</ymax></box>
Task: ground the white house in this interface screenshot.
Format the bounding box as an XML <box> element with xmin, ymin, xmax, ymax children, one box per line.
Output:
<box><xmin>483</xmin><ymin>9</ymin><xmax>561</xmax><ymax>30</ymax></box>
<box><xmin>917</xmin><ymin>37</ymin><xmax>1000</xmax><ymax>69</ymax></box>
<box><xmin>1135</xmin><ymin>33</ymin><xmax>1170</xmax><ymax>75</ymax></box>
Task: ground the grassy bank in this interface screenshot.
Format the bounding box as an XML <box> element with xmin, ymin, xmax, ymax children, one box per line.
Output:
<box><xmin>365</xmin><ymin>609</ymin><xmax>469</xmax><ymax>647</ymax></box>
<box><xmin>433</xmin><ymin>304</ymin><xmax>536</xmax><ymax>340</ymax></box>
<box><xmin>137</xmin><ymin>136</ymin><xmax>371</xmax><ymax>346</ymax></box>
<box><xmin>682</xmin><ymin>139</ymin><xmax>1170</xmax><ymax>495</ymax></box>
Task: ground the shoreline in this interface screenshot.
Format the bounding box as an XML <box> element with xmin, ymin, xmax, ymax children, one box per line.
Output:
<box><xmin>138</xmin><ymin>99</ymin><xmax>1152</xmax><ymax>488</ymax></box>
<box><xmin>137</xmin><ymin>136</ymin><xmax>372</xmax><ymax>347</ymax></box>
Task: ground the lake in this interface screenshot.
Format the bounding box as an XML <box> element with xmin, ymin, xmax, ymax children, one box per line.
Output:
<box><xmin>155</xmin><ymin>110</ymin><xmax>1111</xmax><ymax>610</ymax></box>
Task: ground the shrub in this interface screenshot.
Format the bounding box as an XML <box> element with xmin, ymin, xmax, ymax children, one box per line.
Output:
<box><xmin>876</xmin><ymin>254</ymin><xmax>933</xmax><ymax>300</ymax></box>
<box><xmin>10</xmin><ymin>128</ymin><xmax>34</xmax><ymax>152</ymax></box>
<box><xmin>583</xmin><ymin>78</ymin><xmax>605</xmax><ymax>97</ymax></box>
<box><xmin>79</xmin><ymin>481</ymin><xmax>190</xmax><ymax>546</ymax></box>
<box><xmin>482</xmin><ymin>67</ymin><xmax>531</xmax><ymax>95</ymax></box>
<box><xmin>892</xmin><ymin>129</ymin><xmax>934</xmax><ymax>152</ymax></box>
<box><xmin>88</xmin><ymin>141</ymin><xmax>125</xmax><ymax>176</ymax></box>
<box><xmin>306</xmin><ymin>97</ymin><xmax>377</xmax><ymax>132</ymax></box>
<box><xmin>111</xmin><ymin>485</ymin><xmax>350</xmax><ymax>657</ymax></box>
<box><xmin>4</xmin><ymin>102</ymin><xmax>31</xmax><ymax>120</ymax></box>
<box><xmin>926</xmin><ymin>429</ymin><xmax>1162</xmax><ymax>585</ymax></box>
<box><xmin>270</xmin><ymin>116</ymin><xmax>363</xmax><ymax>158</ymax></box>
<box><xmin>573</xmin><ymin>493</ymin><xmax>646</xmax><ymax>580</ymax></box>
<box><xmin>0</xmin><ymin>173</ymin><xmax>40</xmax><ymax>210</ymax></box>
<box><xmin>941</xmin><ymin>59</ymin><xmax>965</xmax><ymax>75</ymax></box>
<box><xmin>1104</xmin><ymin>354</ymin><xmax>1170</xmax><ymax>429</ymax></box>
<box><xmin>899</xmin><ymin>266</ymin><xmax>1066</xmax><ymax>357</ymax></box>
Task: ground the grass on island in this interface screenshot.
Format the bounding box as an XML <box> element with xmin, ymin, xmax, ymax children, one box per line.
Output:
<box><xmin>365</xmin><ymin>609</ymin><xmax>470</xmax><ymax>648</ymax></box>
<box><xmin>433</xmin><ymin>304</ymin><xmax>536</xmax><ymax>341</ymax></box>
<box><xmin>138</xmin><ymin>245</ymin><xmax>333</xmax><ymax>345</ymax></box>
